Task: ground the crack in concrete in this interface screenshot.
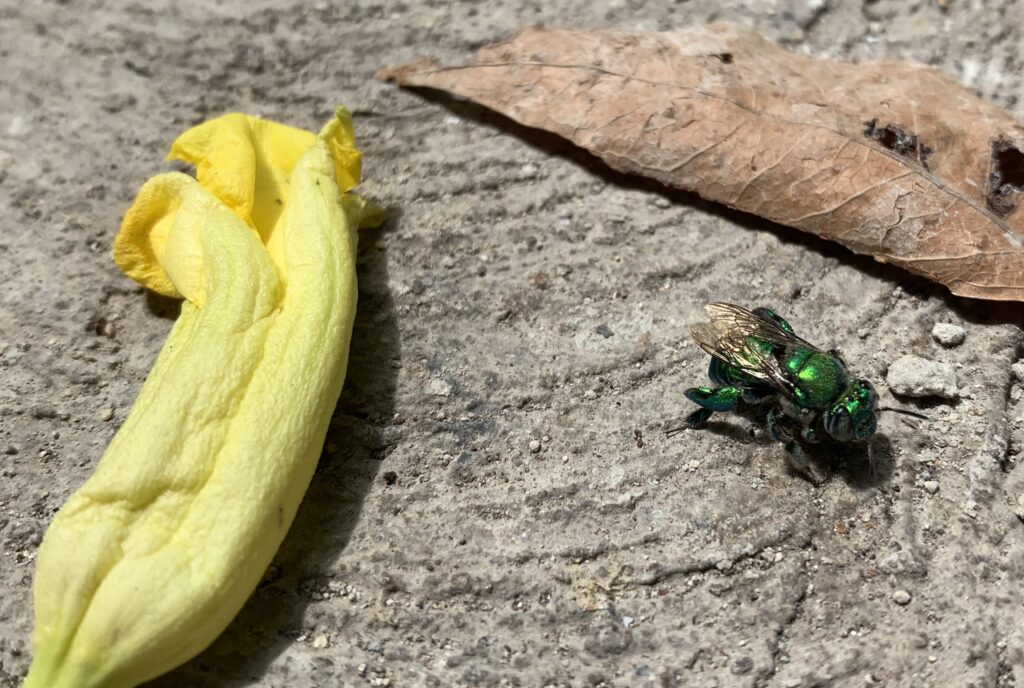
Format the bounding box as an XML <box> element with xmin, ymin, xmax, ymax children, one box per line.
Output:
<box><xmin>511</xmin><ymin>532</ymin><xmax>662</xmax><ymax>565</ymax></box>
<box><xmin>624</xmin><ymin>528</ymin><xmax>801</xmax><ymax>586</ymax></box>
<box><xmin>755</xmin><ymin>542</ymin><xmax>813</xmax><ymax>688</ymax></box>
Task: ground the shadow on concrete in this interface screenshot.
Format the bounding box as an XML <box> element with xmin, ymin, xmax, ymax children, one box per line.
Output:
<box><xmin>147</xmin><ymin>219</ymin><xmax>401</xmax><ymax>687</ymax></box>
<box><xmin>690</xmin><ymin>402</ymin><xmax>894</xmax><ymax>489</ymax></box>
<box><xmin>144</xmin><ymin>291</ymin><xmax>182</xmax><ymax>321</ymax></box>
<box><xmin>389</xmin><ymin>87</ymin><xmax>1024</xmax><ymax>330</ymax></box>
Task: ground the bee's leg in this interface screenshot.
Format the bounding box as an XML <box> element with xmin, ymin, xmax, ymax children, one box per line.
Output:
<box><xmin>801</xmin><ymin>426</ymin><xmax>822</xmax><ymax>444</ymax></box>
<box><xmin>681</xmin><ymin>408</ymin><xmax>714</xmax><ymax>430</ymax></box>
<box><xmin>741</xmin><ymin>385</ymin><xmax>774</xmax><ymax>404</ymax></box>
<box><xmin>682</xmin><ymin>386</ymin><xmax>741</xmax><ymax>429</ymax></box>
<box><xmin>767</xmin><ymin>407</ymin><xmax>805</xmax><ymax>462</ymax></box>
<box><xmin>753</xmin><ymin>307</ymin><xmax>795</xmax><ymax>334</ymax></box>
<box><xmin>767</xmin><ymin>408</ymin><xmax>823</xmax><ymax>485</ymax></box>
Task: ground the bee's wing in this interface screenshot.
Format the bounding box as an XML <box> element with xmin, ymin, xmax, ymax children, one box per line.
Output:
<box><xmin>691</xmin><ymin>303</ymin><xmax>814</xmax><ymax>392</ymax></box>
<box><xmin>702</xmin><ymin>303</ymin><xmax>814</xmax><ymax>348</ymax></box>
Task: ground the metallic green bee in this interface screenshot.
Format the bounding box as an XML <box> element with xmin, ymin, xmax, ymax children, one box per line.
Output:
<box><xmin>680</xmin><ymin>303</ymin><xmax>878</xmax><ymax>477</ymax></box>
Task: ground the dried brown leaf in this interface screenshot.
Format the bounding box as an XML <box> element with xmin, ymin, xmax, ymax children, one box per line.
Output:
<box><xmin>379</xmin><ymin>23</ymin><xmax>1024</xmax><ymax>302</ymax></box>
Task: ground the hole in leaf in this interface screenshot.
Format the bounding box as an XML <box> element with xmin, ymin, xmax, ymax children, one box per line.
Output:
<box><xmin>987</xmin><ymin>137</ymin><xmax>1024</xmax><ymax>216</ymax></box>
<box><xmin>863</xmin><ymin>119</ymin><xmax>933</xmax><ymax>169</ymax></box>
<box><xmin>987</xmin><ymin>136</ymin><xmax>1024</xmax><ymax>216</ymax></box>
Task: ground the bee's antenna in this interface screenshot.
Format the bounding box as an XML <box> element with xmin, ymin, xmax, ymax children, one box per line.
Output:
<box><xmin>878</xmin><ymin>406</ymin><xmax>929</xmax><ymax>420</ymax></box>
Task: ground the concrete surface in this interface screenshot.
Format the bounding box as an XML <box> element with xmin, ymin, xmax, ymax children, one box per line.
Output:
<box><xmin>2</xmin><ymin>1</ymin><xmax>1024</xmax><ymax>687</ymax></box>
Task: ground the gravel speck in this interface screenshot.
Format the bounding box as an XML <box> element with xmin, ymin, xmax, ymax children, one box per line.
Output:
<box><xmin>29</xmin><ymin>405</ymin><xmax>59</xmax><ymax>419</ymax></box>
<box><xmin>731</xmin><ymin>655</ymin><xmax>754</xmax><ymax>675</ymax></box>
<box><xmin>886</xmin><ymin>355</ymin><xmax>958</xmax><ymax>399</ymax></box>
<box><xmin>931</xmin><ymin>323</ymin><xmax>965</xmax><ymax>347</ymax></box>
<box><xmin>99</xmin><ymin>406</ymin><xmax>114</xmax><ymax>422</ymax></box>
<box><xmin>892</xmin><ymin>589</ymin><xmax>912</xmax><ymax>605</ymax></box>
<box><xmin>428</xmin><ymin>378</ymin><xmax>453</xmax><ymax>397</ymax></box>
<box><xmin>528</xmin><ymin>439</ymin><xmax>542</xmax><ymax>453</ymax></box>
<box><xmin>1014</xmin><ymin>494</ymin><xmax>1024</xmax><ymax>522</ymax></box>
<box><xmin>922</xmin><ymin>480</ymin><xmax>939</xmax><ymax>494</ymax></box>
<box><xmin>518</xmin><ymin>163</ymin><xmax>539</xmax><ymax>179</ymax></box>
<box><xmin>1012</xmin><ymin>361</ymin><xmax>1024</xmax><ymax>383</ymax></box>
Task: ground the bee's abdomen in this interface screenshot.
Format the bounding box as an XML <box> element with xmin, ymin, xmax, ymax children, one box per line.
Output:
<box><xmin>709</xmin><ymin>356</ymin><xmax>756</xmax><ymax>386</ymax></box>
<box><xmin>784</xmin><ymin>347</ymin><xmax>847</xmax><ymax>409</ymax></box>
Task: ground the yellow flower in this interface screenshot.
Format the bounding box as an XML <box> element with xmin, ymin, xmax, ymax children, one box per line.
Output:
<box><xmin>25</xmin><ymin>109</ymin><xmax>381</xmax><ymax>688</ymax></box>
<box><xmin>113</xmin><ymin>109</ymin><xmax>384</xmax><ymax>303</ymax></box>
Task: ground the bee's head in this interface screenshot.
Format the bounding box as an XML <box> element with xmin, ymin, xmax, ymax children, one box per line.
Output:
<box><xmin>824</xmin><ymin>379</ymin><xmax>878</xmax><ymax>442</ymax></box>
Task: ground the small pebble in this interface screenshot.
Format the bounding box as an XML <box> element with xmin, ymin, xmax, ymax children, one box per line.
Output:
<box><xmin>892</xmin><ymin>589</ymin><xmax>912</xmax><ymax>605</ymax></box>
<box><xmin>731</xmin><ymin>656</ymin><xmax>754</xmax><ymax>675</ymax></box>
<box><xmin>428</xmin><ymin>378</ymin><xmax>452</xmax><ymax>397</ymax></box>
<box><xmin>528</xmin><ymin>439</ymin><xmax>542</xmax><ymax>453</ymax></box>
<box><xmin>518</xmin><ymin>163</ymin><xmax>539</xmax><ymax>179</ymax></box>
<box><xmin>922</xmin><ymin>480</ymin><xmax>939</xmax><ymax>494</ymax></box>
<box><xmin>312</xmin><ymin>634</ymin><xmax>329</xmax><ymax>649</ymax></box>
<box><xmin>886</xmin><ymin>355</ymin><xmax>958</xmax><ymax>399</ymax></box>
<box><xmin>99</xmin><ymin>407</ymin><xmax>114</xmax><ymax>422</ymax></box>
<box><xmin>1012</xmin><ymin>361</ymin><xmax>1024</xmax><ymax>383</ymax></box>
<box><xmin>29</xmin><ymin>405</ymin><xmax>59</xmax><ymax>419</ymax></box>
<box><xmin>1014</xmin><ymin>494</ymin><xmax>1024</xmax><ymax>522</ymax></box>
<box><xmin>931</xmin><ymin>323</ymin><xmax>965</xmax><ymax>347</ymax></box>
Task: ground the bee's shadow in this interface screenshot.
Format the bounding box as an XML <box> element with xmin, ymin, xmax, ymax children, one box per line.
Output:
<box><xmin>686</xmin><ymin>403</ymin><xmax>895</xmax><ymax>489</ymax></box>
<box><xmin>826</xmin><ymin>432</ymin><xmax>895</xmax><ymax>489</ymax></box>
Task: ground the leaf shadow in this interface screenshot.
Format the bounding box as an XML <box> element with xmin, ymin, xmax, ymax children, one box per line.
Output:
<box><xmin>146</xmin><ymin>218</ymin><xmax>402</xmax><ymax>687</ymax></box>
<box><xmin>395</xmin><ymin>87</ymin><xmax>1024</xmax><ymax>329</ymax></box>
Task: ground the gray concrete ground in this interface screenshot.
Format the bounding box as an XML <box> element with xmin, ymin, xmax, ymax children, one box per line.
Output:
<box><xmin>2</xmin><ymin>1</ymin><xmax>1024</xmax><ymax>686</ymax></box>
